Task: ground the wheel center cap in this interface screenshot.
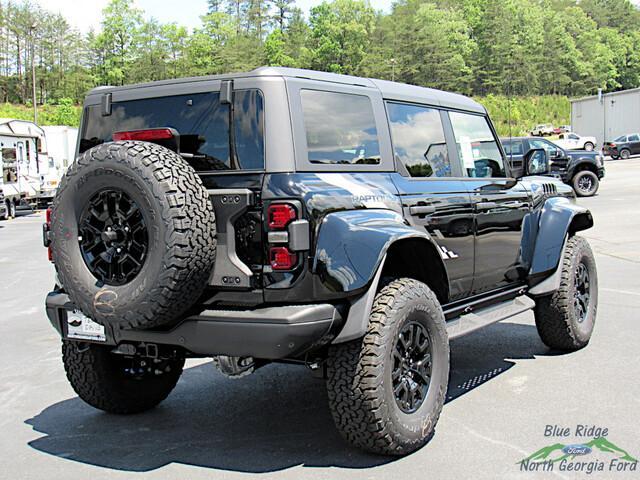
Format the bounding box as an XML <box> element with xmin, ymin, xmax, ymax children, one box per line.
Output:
<box><xmin>101</xmin><ymin>229</ymin><xmax>119</xmax><ymax>243</ymax></box>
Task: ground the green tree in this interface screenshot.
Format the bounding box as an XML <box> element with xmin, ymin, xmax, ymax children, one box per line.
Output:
<box><xmin>307</xmin><ymin>0</ymin><xmax>375</xmax><ymax>74</ymax></box>
<box><xmin>93</xmin><ymin>0</ymin><xmax>143</xmax><ymax>85</ymax></box>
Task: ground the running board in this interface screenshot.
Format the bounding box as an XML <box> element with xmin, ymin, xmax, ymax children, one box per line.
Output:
<box><xmin>446</xmin><ymin>295</ymin><xmax>535</xmax><ymax>340</ymax></box>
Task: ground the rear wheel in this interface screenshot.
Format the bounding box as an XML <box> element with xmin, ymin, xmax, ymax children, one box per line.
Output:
<box><xmin>326</xmin><ymin>278</ymin><xmax>449</xmax><ymax>455</ymax></box>
<box><xmin>611</xmin><ymin>154</ymin><xmax>620</xmax><ymax>160</ymax></box>
<box><xmin>583</xmin><ymin>142</ymin><xmax>594</xmax><ymax>152</ymax></box>
<box><xmin>534</xmin><ymin>236</ymin><xmax>597</xmax><ymax>351</ymax></box>
<box><xmin>7</xmin><ymin>200</ymin><xmax>16</xmax><ymax>219</ymax></box>
<box><xmin>62</xmin><ymin>340</ymin><xmax>184</xmax><ymax>414</ymax></box>
<box><xmin>572</xmin><ymin>170</ymin><xmax>599</xmax><ymax>197</ymax></box>
<box><xmin>620</xmin><ymin>149</ymin><xmax>631</xmax><ymax>160</ymax></box>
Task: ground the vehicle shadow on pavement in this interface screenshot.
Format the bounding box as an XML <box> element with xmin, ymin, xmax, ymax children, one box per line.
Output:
<box><xmin>26</xmin><ymin>321</ymin><xmax>564</xmax><ymax>473</ymax></box>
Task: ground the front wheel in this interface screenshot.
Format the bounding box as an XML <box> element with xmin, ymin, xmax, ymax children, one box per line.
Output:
<box><xmin>534</xmin><ymin>236</ymin><xmax>597</xmax><ymax>351</ymax></box>
<box><xmin>611</xmin><ymin>154</ymin><xmax>620</xmax><ymax>160</ymax></box>
<box><xmin>620</xmin><ymin>149</ymin><xmax>631</xmax><ymax>160</ymax></box>
<box><xmin>62</xmin><ymin>340</ymin><xmax>184</xmax><ymax>414</ymax></box>
<box><xmin>572</xmin><ymin>170</ymin><xmax>599</xmax><ymax>197</ymax></box>
<box><xmin>326</xmin><ymin>278</ymin><xmax>449</xmax><ymax>455</ymax></box>
<box><xmin>583</xmin><ymin>142</ymin><xmax>594</xmax><ymax>152</ymax></box>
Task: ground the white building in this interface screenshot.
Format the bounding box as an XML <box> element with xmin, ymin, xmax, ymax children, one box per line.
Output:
<box><xmin>571</xmin><ymin>88</ymin><xmax>640</xmax><ymax>146</ymax></box>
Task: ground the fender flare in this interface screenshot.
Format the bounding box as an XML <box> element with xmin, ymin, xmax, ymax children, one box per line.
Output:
<box><xmin>528</xmin><ymin>197</ymin><xmax>593</xmax><ymax>292</ymax></box>
<box><xmin>313</xmin><ymin>209</ymin><xmax>448</xmax><ymax>343</ymax></box>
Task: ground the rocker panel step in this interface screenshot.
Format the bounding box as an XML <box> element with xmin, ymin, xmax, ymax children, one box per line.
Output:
<box><xmin>446</xmin><ymin>295</ymin><xmax>536</xmax><ymax>340</ymax></box>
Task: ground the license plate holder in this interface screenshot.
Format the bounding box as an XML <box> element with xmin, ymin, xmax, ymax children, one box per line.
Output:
<box><xmin>66</xmin><ymin>309</ymin><xmax>106</xmax><ymax>342</ymax></box>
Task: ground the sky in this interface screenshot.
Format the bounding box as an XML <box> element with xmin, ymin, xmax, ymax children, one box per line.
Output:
<box><xmin>40</xmin><ymin>0</ymin><xmax>393</xmax><ymax>33</ymax></box>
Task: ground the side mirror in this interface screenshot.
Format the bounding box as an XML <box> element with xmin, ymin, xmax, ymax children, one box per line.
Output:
<box><xmin>524</xmin><ymin>148</ymin><xmax>550</xmax><ymax>176</ymax></box>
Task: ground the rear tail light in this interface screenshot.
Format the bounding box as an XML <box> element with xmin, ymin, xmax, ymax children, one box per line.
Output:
<box><xmin>113</xmin><ymin>128</ymin><xmax>175</xmax><ymax>142</ymax></box>
<box><xmin>267</xmin><ymin>203</ymin><xmax>297</xmax><ymax>230</ymax></box>
<box><xmin>270</xmin><ymin>247</ymin><xmax>297</xmax><ymax>270</ymax></box>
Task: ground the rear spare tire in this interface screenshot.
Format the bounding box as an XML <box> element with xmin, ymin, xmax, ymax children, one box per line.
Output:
<box><xmin>50</xmin><ymin>141</ymin><xmax>217</xmax><ymax>330</ymax></box>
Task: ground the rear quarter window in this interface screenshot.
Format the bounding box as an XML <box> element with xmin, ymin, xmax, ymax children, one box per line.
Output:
<box><xmin>300</xmin><ymin>89</ymin><xmax>380</xmax><ymax>165</ymax></box>
<box><xmin>80</xmin><ymin>90</ymin><xmax>264</xmax><ymax>172</ymax></box>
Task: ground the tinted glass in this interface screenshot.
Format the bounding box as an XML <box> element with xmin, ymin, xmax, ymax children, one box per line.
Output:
<box><xmin>449</xmin><ymin>112</ymin><xmax>505</xmax><ymax>178</ymax></box>
<box><xmin>2</xmin><ymin>148</ymin><xmax>16</xmax><ymax>183</ymax></box>
<box><xmin>614</xmin><ymin>135</ymin><xmax>627</xmax><ymax>142</ymax></box>
<box><xmin>387</xmin><ymin>102</ymin><xmax>450</xmax><ymax>177</ymax></box>
<box><xmin>628</xmin><ymin>134</ymin><xmax>639</xmax><ymax>142</ymax></box>
<box><xmin>529</xmin><ymin>138</ymin><xmax>560</xmax><ymax>154</ymax></box>
<box><xmin>502</xmin><ymin>139</ymin><xmax>524</xmax><ymax>156</ymax></box>
<box><xmin>301</xmin><ymin>90</ymin><xmax>380</xmax><ymax>165</ymax></box>
<box><xmin>80</xmin><ymin>90</ymin><xmax>264</xmax><ymax>171</ymax></box>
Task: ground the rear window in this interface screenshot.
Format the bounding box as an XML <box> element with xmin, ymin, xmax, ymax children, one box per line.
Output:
<box><xmin>80</xmin><ymin>90</ymin><xmax>264</xmax><ymax>171</ymax></box>
<box><xmin>301</xmin><ymin>89</ymin><xmax>380</xmax><ymax>165</ymax></box>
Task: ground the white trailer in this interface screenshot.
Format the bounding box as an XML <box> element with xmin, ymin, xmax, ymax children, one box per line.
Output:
<box><xmin>40</xmin><ymin>126</ymin><xmax>78</xmax><ymax>202</ymax></box>
<box><xmin>0</xmin><ymin>120</ymin><xmax>78</xmax><ymax>218</ymax></box>
<box><xmin>0</xmin><ymin>119</ymin><xmax>44</xmax><ymax>217</ymax></box>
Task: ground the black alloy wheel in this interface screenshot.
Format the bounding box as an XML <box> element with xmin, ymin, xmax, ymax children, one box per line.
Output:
<box><xmin>574</xmin><ymin>262</ymin><xmax>590</xmax><ymax>324</ymax></box>
<box><xmin>392</xmin><ymin>321</ymin><xmax>433</xmax><ymax>414</ymax></box>
<box><xmin>78</xmin><ymin>188</ymin><xmax>148</xmax><ymax>286</ymax></box>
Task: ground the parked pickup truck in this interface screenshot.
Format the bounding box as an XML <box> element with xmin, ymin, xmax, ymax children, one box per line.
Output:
<box><xmin>502</xmin><ymin>136</ymin><xmax>604</xmax><ymax>196</ymax></box>
<box><xmin>554</xmin><ymin>132</ymin><xmax>597</xmax><ymax>152</ymax></box>
<box><xmin>530</xmin><ymin>124</ymin><xmax>555</xmax><ymax>136</ymax></box>
<box><xmin>44</xmin><ymin>67</ymin><xmax>598</xmax><ymax>456</ymax></box>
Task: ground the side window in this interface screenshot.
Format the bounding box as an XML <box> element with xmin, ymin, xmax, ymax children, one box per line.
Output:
<box><xmin>628</xmin><ymin>134</ymin><xmax>639</xmax><ymax>142</ymax></box>
<box><xmin>502</xmin><ymin>140</ymin><xmax>524</xmax><ymax>156</ymax></box>
<box><xmin>386</xmin><ymin>102</ymin><xmax>450</xmax><ymax>177</ymax></box>
<box><xmin>301</xmin><ymin>89</ymin><xmax>380</xmax><ymax>165</ymax></box>
<box><xmin>449</xmin><ymin>112</ymin><xmax>505</xmax><ymax>178</ymax></box>
<box><xmin>529</xmin><ymin>138</ymin><xmax>559</xmax><ymax>155</ymax></box>
<box><xmin>2</xmin><ymin>147</ymin><xmax>17</xmax><ymax>183</ymax></box>
<box><xmin>568</xmin><ymin>133</ymin><xmax>579</xmax><ymax>140</ymax></box>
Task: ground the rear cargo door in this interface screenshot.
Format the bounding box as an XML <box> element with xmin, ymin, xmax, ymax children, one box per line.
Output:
<box><xmin>80</xmin><ymin>80</ymin><xmax>266</xmax><ymax>293</ymax></box>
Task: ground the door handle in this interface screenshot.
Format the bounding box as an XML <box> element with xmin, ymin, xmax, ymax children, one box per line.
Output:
<box><xmin>409</xmin><ymin>205</ymin><xmax>436</xmax><ymax>215</ymax></box>
<box><xmin>476</xmin><ymin>201</ymin><xmax>498</xmax><ymax>211</ymax></box>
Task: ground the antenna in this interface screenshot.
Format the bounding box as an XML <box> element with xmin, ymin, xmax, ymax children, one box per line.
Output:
<box><xmin>507</xmin><ymin>78</ymin><xmax>513</xmax><ymax>164</ymax></box>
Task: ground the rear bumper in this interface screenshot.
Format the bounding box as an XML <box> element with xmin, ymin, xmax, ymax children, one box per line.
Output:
<box><xmin>45</xmin><ymin>292</ymin><xmax>342</xmax><ymax>359</ymax></box>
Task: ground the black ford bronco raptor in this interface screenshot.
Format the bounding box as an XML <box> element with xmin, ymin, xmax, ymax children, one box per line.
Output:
<box><xmin>44</xmin><ymin>67</ymin><xmax>598</xmax><ymax>455</ymax></box>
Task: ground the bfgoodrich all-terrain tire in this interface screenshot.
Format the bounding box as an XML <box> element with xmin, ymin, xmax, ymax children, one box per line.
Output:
<box><xmin>534</xmin><ymin>236</ymin><xmax>598</xmax><ymax>351</ymax></box>
<box><xmin>50</xmin><ymin>141</ymin><xmax>216</xmax><ymax>330</ymax></box>
<box><xmin>62</xmin><ymin>340</ymin><xmax>184</xmax><ymax>414</ymax></box>
<box><xmin>326</xmin><ymin>278</ymin><xmax>449</xmax><ymax>455</ymax></box>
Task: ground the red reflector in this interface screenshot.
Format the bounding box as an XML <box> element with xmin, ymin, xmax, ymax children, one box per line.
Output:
<box><xmin>113</xmin><ymin>128</ymin><xmax>174</xmax><ymax>142</ymax></box>
<box><xmin>270</xmin><ymin>247</ymin><xmax>297</xmax><ymax>270</ymax></box>
<box><xmin>45</xmin><ymin>207</ymin><xmax>52</xmax><ymax>224</ymax></box>
<box><xmin>47</xmin><ymin>246</ymin><xmax>53</xmax><ymax>262</ymax></box>
<box><xmin>268</xmin><ymin>203</ymin><xmax>296</xmax><ymax>229</ymax></box>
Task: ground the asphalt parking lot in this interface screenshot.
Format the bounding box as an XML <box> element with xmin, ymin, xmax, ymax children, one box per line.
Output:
<box><xmin>1</xmin><ymin>158</ymin><xmax>639</xmax><ymax>480</ymax></box>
